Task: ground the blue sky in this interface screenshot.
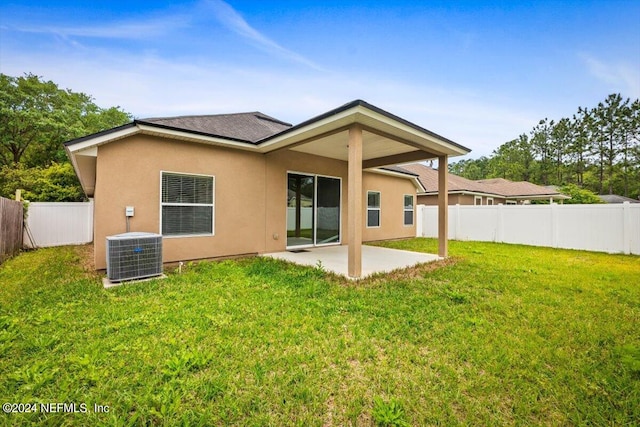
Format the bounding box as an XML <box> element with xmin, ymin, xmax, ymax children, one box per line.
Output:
<box><xmin>1</xmin><ymin>0</ymin><xmax>639</xmax><ymax>158</ymax></box>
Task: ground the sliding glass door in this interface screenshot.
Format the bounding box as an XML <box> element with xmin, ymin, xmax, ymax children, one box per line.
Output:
<box><xmin>287</xmin><ymin>173</ymin><xmax>341</xmax><ymax>248</ymax></box>
<box><xmin>315</xmin><ymin>176</ymin><xmax>340</xmax><ymax>245</ymax></box>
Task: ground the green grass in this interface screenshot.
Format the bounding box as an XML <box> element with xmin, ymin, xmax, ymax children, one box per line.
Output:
<box><xmin>0</xmin><ymin>239</ymin><xmax>638</xmax><ymax>426</ymax></box>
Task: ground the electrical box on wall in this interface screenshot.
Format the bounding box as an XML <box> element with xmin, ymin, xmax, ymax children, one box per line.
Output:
<box><xmin>125</xmin><ymin>206</ymin><xmax>135</xmax><ymax>217</ymax></box>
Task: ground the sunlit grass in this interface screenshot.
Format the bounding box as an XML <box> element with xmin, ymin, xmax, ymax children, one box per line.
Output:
<box><xmin>0</xmin><ymin>240</ymin><xmax>638</xmax><ymax>426</ymax></box>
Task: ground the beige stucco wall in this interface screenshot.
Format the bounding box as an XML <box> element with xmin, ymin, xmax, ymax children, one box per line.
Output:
<box><xmin>264</xmin><ymin>150</ymin><xmax>349</xmax><ymax>253</ymax></box>
<box><xmin>362</xmin><ymin>172</ymin><xmax>416</xmax><ymax>242</ymax></box>
<box><xmin>94</xmin><ymin>135</ymin><xmax>266</xmax><ymax>269</ymax></box>
<box><xmin>93</xmin><ymin>136</ymin><xmax>418</xmax><ymax>269</ymax></box>
<box><xmin>263</xmin><ymin>150</ymin><xmax>416</xmax><ymax>251</ymax></box>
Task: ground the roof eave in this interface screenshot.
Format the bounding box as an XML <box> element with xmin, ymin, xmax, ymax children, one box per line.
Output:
<box><xmin>256</xmin><ymin>100</ymin><xmax>471</xmax><ymax>157</ymax></box>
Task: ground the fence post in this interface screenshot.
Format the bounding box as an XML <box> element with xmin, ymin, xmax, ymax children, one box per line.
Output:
<box><xmin>416</xmin><ymin>205</ymin><xmax>423</xmax><ymax>237</ymax></box>
<box><xmin>623</xmin><ymin>202</ymin><xmax>631</xmax><ymax>255</ymax></box>
<box><xmin>88</xmin><ymin>199</ymin><xmax>95</xmax><ymax>244</ymax></box>
<box><xmin>454</xmin><ymin>204</ymin><xmax>461</xmax><ymax>240</ymax></box>
<box><xmin>550</xmin><ymin>203</ymin><xmax>559</xmax><ymax>248</ymax></box>
<box><xmin>496</xmin><ymin>203</ymin><xmax>504</xmax><ymax>243</ymax></box>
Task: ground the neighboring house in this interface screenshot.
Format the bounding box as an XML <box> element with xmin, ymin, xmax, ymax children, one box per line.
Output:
<box><xmin>398</xmin><ymin>163</ymin><xmax>570</xmax><ymax>205</ymax></box>
<box><xmin>65</xmin><ymin>100</ymin><xmax>470</xmax><ymax>278</ymax></box>
<box><xmin>598</xmin><ymin>194</ymin><xmax>640</xmax><ymax>204</ymax></box>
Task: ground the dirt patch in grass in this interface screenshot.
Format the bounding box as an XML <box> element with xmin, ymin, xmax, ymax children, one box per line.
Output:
<box><xmin>358</xmin><ymin>256</ymin><xmax>460</xmax><ymax>285</ymax></box>
<box><xmin>76</xmin><ymin>244</ymin><xmax>95</xmax><ymax>273</ymax></box>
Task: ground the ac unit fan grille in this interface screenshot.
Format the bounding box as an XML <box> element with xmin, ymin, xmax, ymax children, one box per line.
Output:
<box><xmin>106</xmin><ymin>233</ymin><xmax>163</xmax><ymax>282</ymax></box>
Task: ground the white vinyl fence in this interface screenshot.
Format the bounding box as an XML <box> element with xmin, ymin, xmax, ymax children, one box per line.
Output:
<box><xmin>418</xmin><ymin>202</ymin><xmax>640</xmax><ymax>255</ymax></box>
<box><xmin>23</xmin><ymin>201</ymin><xmax>93</xmax><ymax>248</ymax></box>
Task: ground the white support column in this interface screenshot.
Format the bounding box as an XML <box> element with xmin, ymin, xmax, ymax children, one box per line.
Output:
<box><xmin>438</xmin><ymin>155</ymin><xmax>448</xmax><ymax>257</ymax></box>
<box><xmin>348</xmin><ymin>125</ymin><xmax>363</xmax><ymax>278</ymax></box>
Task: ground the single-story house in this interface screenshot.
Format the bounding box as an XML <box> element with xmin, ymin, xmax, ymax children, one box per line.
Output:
<box><xmin>598</xmin><ymin>194</ymin><xmax>640</xmax><ymax>204</ymax></box>
<box><xmin>65</xmin><ymin>100</ymin><xmax>470</xmax><ymax>278</ymax></box>
<box><xmin>398</xmin><ymin>163</ymin><xmax>570</xmax><ymax>205</ymax></box>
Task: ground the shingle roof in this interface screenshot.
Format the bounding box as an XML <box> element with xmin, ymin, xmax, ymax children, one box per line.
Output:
<box><xmin>398</xmin><ymin>163</ymin><xmax>567</xmax><ymax>199</ymax></box>
<box><xmin>476</xmin><ymin>178</ymin><xmax>562</xmax><ymax>197</ymax></box>
<box><xmin>138</xmin><ymin>112</ymin><xmax>292</xmax><ymax>143</ymax></box>
<box><xmin>598</xmin><ymin>194</ymin><xmax>640</xmax><ymax>204</ymax></box>
<box><xmin>399</xmin><ymin>163</ymin><xmax>490</xmax><ymax>194</ymax></box>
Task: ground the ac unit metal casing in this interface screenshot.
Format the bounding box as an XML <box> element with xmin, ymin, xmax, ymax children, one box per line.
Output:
<box><xmin>106</xmin><ymin>232</ymin><xmax>163</xmax><ymax>282</ymax></box>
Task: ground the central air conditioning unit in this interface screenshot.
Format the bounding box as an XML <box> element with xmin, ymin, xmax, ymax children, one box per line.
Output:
<box><xmin>106</xmin><ymin>232</ymin><xmax>163</xmax><ymax>282</ymax></box>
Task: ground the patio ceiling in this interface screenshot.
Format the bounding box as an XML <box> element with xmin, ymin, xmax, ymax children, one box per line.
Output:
<box><xmin>289</xmin><ymin>129</ymin><xmax>422</xmax><ymax>166</ymax></box>
<box><xmin>259</xmin><ymin>100</ymin><xmax>469</xmax><ymax>168</ymax></box>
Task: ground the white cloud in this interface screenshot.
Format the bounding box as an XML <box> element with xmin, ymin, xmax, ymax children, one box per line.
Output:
<box><xmin>200</xmin><ymin>0</ymin><xmax>324</xmax><ymax>71</ymax></box>
<box><xmin>6</xmin><ymin>15</ymin><xmax>190</xmax><ymax>40</ymax></box>
<box><xmin>2</xmin><ymin>44</ymin><xmax>537</xmax><ymax>158</ymax></box>
<box><xmin>580</xmin><ymin>54</ymin><xmax>640</xmax><ymax>98</ymax></box>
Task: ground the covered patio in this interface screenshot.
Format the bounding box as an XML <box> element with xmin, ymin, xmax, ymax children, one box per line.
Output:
<box><xmin>261</xmin><ymin>100</ymin><xmax>470</xmax><ymax>278</ymax></box>
<box><xmin>263</xmin><ymin>245</ymin><xmax>441</xmax><ymax>278</ymax></box>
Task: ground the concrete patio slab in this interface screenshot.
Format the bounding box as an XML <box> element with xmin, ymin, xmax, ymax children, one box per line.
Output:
<box><xmin>262</xmin><ymin>245</ymin><xmax>441</xmax><ymax>278</ymax></box>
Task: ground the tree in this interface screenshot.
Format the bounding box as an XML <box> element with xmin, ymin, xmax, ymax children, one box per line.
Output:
<box><xmin>550</xmin><ymin>117</ymin><xmax>572</xmax><ymax>185</ymax></box>
<box><xmin>557</xmin><ymin>183</ymin><xmax>603</xmax><ymax>204</ymax></box>
<box><xmin>0</xmin><ymin>73</ymin><xmax>132</xmax><ymax>201</ymax></box>
<box><xmin>448</xmin><ymin>93</ymin><xmax>640</xmax><ymax>200</ymax></box>
<box><xmin>0</xmin><ymin>73</ymin><xmax>131</xmax><ymax>167</ymax></box>
<box><xmin>617</xmin><ymin>98</ymin><xmax>639</xmax><ymax>197</ymax></box>
<box><xmin>448</xmin><ymin>157</ymin><xmax>491</xmax><ymax>180</ymax></box>
<box><xmin>591</xmin><ymin>94</ymin><xmax>629</xmax><ymax>194</ymax></box>
<box><xmin>0</xmin><ymin>163</ymin><xmax>84</xmax><ymax>202</ymax></box>
<box><xmin>487</xmin><ymin>134</ymin><xmax>536</xmax><ymax>181</ymax></box>
<box><xmin>569</xmin><ymin>107</ymin><xmax>592</xmax><ymax>186</ymax></box>
<box><xmin>530</xmin><ymin>118</ymin><xmax>555</xmax><ymax>185</ymax></box>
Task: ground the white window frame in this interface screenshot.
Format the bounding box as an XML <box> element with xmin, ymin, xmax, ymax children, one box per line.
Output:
<box><xmin>403</xmin><ymin>194</ymin><xmax>414</xmax><ymax>226</ymax></box>
<box><xmin>506</xmin><ymin>200</ymin><xmax>517</xmax><ymax>205</ymax></box>
<box><xmin>367</xmin><ymin>190</ymin><xmax>381</xmax><ymax>228</ymax></box>
<box><xmin>474</xmin><ymin>196</ymin><xmax>483</xmax><ymax>205</ymax></box>
<box><xmin>487</xmin><ymin>197</ymin><xmax>494</xmax><ymax>206</ymax></box>
<box><xmin>160</xmin><ymin>171</ymin><xmax>215</xmax><ymax>238</ymax></box>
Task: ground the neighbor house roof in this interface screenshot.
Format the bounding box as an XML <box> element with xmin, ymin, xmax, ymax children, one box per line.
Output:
<box><xmin>475</xmin><ymin>178</ymin><xmax>565</xmax><ymax>198</ymax></box>
<box><xmin>397</xmin><ymin>163</ymin><xmax>570</xmax><ymax>200</ymax></box>
<box><xmin>399</xmin><ymin>163</ymin><xmax>490</xmax><ymax>194</ymax></box>
<box><xmin>598</xmin><ymin>194</ymin><xmax>640</xmax><ymax>204</ymax></box>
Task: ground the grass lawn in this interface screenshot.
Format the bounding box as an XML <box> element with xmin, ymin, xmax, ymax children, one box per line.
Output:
<box><xmin>0</xmin><ymin>239</ymin><xmax>638</xmax><ymax>426</ymax></box>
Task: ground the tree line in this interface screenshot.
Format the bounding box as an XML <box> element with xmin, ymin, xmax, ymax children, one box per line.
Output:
<box><xmin>450</xmin><ymin>94</ymin><xmax>640</xmax><ymax>200</ymax></box>
<box><xmin>0</xmin><ymin>73</ymin><xmax>131</xmax><ymax>201</ymax></box>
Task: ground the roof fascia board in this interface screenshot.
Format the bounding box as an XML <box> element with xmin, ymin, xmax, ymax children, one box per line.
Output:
<box><xmin>257</xmin><ymin>109</ymin><xmax>359</xmax><ymax>152</ymax></box>
<box><xmin>66</xmin><ymin>122</ymin><xmax>261</xmax><ymax>154</ymax></box>
<box><xmin>356</xmin><ymin>107</ymin><xmax>469</xmax><ymax>156</ymax></box>
<box><xmin>66</xmin><ymin>125</ymin><xmax>139</xmax><ymax>153</ymax></box>
<box><xmin>368</xmin><ymin>168</ymin><xmax>426</xmax><ymax>192</ymax></box>
<box><xmin>258</xmin><ymin>101</ymin><xmax>470</xmax><ymax>156</ymax></box>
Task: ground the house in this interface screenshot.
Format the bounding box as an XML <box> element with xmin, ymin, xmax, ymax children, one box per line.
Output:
<box><xmin>398</xmin><ymin>163</ymin><xmax>569</xmax><ymax>205</ymax></box>
<box><xmin>65</xmin><ymin>100</ymin><xmax>470</xmax><ymax>278</ymax></box>
<box><xmin>598</xmin><ymin>194</ymin><xmax>640</xmax><ymax>204</ymax></box>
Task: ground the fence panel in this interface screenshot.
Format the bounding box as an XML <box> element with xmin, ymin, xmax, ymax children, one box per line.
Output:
<box><xmin>0</xmin><ymin>197</ymin><xmax>24</xmax><ymax>262</ymax></box>
<box><xmin>24</xmin><ymin>201</ymin><xmax>93</xmax><ymax>248</ymax></box>
<box><xmin>418</xmin><ymin>203</ymin><xmax>639</xmax><ymax>255</ymax></box>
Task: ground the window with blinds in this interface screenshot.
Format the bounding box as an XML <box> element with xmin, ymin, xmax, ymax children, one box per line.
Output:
<box><xmin>403</xmin><ymin>194</ymin><xmax>414</xmax><ymax>226</ymax></box>
<box><xmin>161</xmin><ymin>172</ymin><xmax>214</xmax><ymax>236</ymax></box>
